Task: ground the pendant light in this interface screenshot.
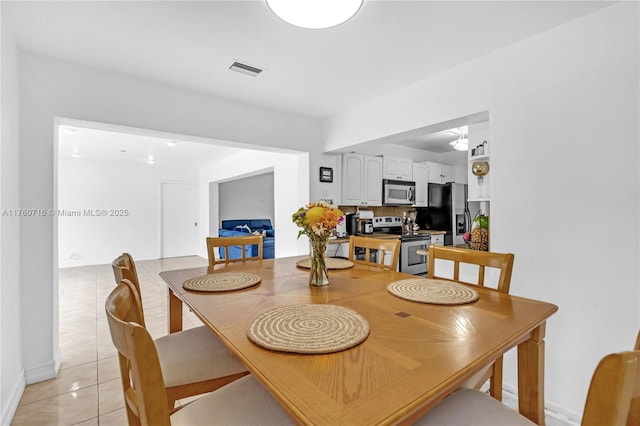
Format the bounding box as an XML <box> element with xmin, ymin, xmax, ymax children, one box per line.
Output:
<box><xmin>266</xmin><ymin>0</ymin><xmax>364</xmax><ymax>29</ymax></box>
<box><xmin>449</xmin><ymin>128</ymin><xmax>469</xmax><ymax>151</ymax></box>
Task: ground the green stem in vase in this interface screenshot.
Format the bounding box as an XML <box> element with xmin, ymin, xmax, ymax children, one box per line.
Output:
<box><xmin>309</xmin><ymin>238</ymin><xmax>329</xmax><ymax>287</ymax></box>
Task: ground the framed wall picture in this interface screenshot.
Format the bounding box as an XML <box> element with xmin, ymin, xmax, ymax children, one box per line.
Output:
<box><xmin>319</xmin><ymin>167</ymin><xmax>333</xmax><ymax>183</ymax></box>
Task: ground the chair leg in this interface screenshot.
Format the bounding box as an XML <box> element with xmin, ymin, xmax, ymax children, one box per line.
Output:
<box><xmin>489</xmin><ymin>355</ymin><xmax>504</xmax><ymax>401</ymax></box>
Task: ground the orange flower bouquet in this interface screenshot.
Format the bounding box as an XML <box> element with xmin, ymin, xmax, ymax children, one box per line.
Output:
<box><xmin>292</xmin><ymin>201</ymin><xmax>343</xmax><ymax>286</ymax></box>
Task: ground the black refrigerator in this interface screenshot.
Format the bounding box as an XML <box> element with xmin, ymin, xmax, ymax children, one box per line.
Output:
<box><xmin>417</xmin><ymin>183</ymin><xmax>472</xmax><ymax>246</ymax></box>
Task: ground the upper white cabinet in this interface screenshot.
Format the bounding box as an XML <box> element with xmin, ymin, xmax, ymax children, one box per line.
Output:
<box><xmin>426</xmin><ymin>162</ymin><xmax>455</xmax><ymax>184</ymax></box>
<box><xmin>342</xmin><ymin>153</ymin><xmax>383</xmax><ymax>206</ymax></box>
<box><xmin>383</xmin><ymin>156</ymin><xmax>413</xmax><ymax>181</ymax></box>
<box><xmin>412</xmin><ymin>162</ymin><xmax>428</xmax><ymax>206</ymax></box>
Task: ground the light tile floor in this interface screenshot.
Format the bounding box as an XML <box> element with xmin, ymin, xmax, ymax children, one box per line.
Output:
<box><xmin>12</xmin><ymin>256</ymin><xmax>209</xmax><ymax>426</ymax></box>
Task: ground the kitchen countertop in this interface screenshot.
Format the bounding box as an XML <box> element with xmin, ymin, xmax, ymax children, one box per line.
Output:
<box><xmin>329</xmin><ymin>230</ymin><xmax>447</xmax><ymax>244</ymax></box>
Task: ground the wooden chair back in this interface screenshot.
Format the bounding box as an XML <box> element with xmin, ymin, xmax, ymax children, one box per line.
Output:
<box><xmin>206</xmin><ymin>236</ymin><xmax>263</xmax><ymax>266</ymax></box>
<box><xmin>348</xmin><ymin>236</ymin><xmax>400</xmax><ymax>271</ymax></box>
<box><xmin>112</xmin><ymin>253</ymin><xmax>145</xmax><ymax>327</ymax></box>
<box><xmin>582</xmin><ymin>350</ymin><xmax>640</xmax><ymax>426</ymax></box>
<box><xmin>429</xmin><ymin>245</ymin><xmax>514</xmax><ymax>401</ymax></box>
<box><xmin>105</xmin><ymin>280</ymin><xmax>170</xmax><ymax>426</ymax></box>
<box><xmin>427</xmin><ymin>245</ymin><xmax>515</xmax><ymax>294</ymax></box>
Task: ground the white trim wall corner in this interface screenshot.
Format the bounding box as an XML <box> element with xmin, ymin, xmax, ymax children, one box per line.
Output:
<box><xmin>1</xmin><ymin>4</ymin><xmax>26</xmax><ymax>423</ymax></box>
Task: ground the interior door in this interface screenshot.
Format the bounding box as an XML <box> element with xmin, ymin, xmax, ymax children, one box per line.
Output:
<box><xmin>161</xmin><ymin>182</ymin><xmax>198</xmax><ymax>258</ymax></box>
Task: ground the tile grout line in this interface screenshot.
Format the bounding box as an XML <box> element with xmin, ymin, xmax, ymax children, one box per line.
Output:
<box><xmin>96</xmin><ymin>264</ymin><xmax>101</xmax><ymax>425</ymax></box>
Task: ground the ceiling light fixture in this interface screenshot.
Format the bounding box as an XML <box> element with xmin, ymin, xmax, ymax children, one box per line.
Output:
<box><xmin>449</xmin><ymin>129</ymin><xmax>469</xmax><ymax>152</ymax></box>
<box><xmin>167</xmin><ymin>141</ymin><xmax>177</xmax><ymax>147</ymax></box>
<box><xmin>147</xmin><ymin>156</ymin><xmax>155</xmax><ymax>165</ymax></box>
<box><xmin>266</xmin><ymin>0</ymin><xmax>364</xmax><ymax>29</ymax></box>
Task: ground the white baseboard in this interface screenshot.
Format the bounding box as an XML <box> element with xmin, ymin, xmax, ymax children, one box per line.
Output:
<box><xmin>24</xmin><ymin>348</ymin><xmax>61</xmax><ymax>385</ymax></box>
<box><xmin>58</xmin><ymin>253</ymin><xmax>160</xmax><ymax>268</ymax></box>
<box><xmin>1</xmin><ymin>370</ymin><xmax>25</xmax><ymax>426</ymax></box>
<box><xmin>502</xmin><ymin>384</ymin><xmax>581</xmax><ymax>426</ymax></box>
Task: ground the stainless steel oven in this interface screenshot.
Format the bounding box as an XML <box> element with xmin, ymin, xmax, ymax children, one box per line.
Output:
<box><xmin>400</xmin><ymin>234</ymin><xmax>431</xmax><ymax>275</ymax></box>
<box><xmin>373</xmin><ymin>216</ymin><xmax>431</xmax><ymax>275</ymax></box>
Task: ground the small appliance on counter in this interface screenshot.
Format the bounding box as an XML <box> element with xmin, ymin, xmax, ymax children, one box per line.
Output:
<box><xmin>345</xmin><ymin>212</ymin><xmax>359</xmax><ymax>236</ymax></box>
<box><xmin>359</xmin><ymin>210</ymin><xmax>374</xmax><ymax>234</ymax></box>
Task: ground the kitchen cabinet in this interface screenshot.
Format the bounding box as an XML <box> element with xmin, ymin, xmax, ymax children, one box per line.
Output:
<box><xmin>327</xmin><ymin>242</ymin><xmax>349</xmax><ymax>258</ymax></box>
<box><xmin>383</xmin><ymin>156</ymin><xmax>413</xmax><ymax>181</ymax></box>
<box><xmin>342</xmin><ymin>153</ymin><xmax>383</xmax><ymax>206</ymax></box>
<box><xmin>426</xmin><ymin>162</ymin><xmax>455</xmax><ymax>184</ymax></box>
<box><xmin>412</xmin><ymin>162</ymin><xmax>428</xmax><ymax>206</ymax></box>
<box><xmin>430</xmin><ymin>234</ymin><xmax>444</xmax><ymax>246</ymax></box>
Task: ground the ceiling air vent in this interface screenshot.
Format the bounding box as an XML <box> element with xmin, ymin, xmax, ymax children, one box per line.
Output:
<box><xmin>229</xmin><ymin>61</ymin><xmax>263</xmax><ymax>77</ymax></box>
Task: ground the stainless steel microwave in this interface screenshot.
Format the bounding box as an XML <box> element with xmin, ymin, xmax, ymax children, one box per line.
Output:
<box><xmin>383</xmin><ymin>179</ymin><xmax>416</xmax><ymax>205</ymax></box>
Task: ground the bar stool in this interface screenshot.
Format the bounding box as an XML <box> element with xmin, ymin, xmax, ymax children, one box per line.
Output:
<box><xmin>416</xmin><ymin>248</ymin><xmax>429</xmax><ymax>273</ymax></box>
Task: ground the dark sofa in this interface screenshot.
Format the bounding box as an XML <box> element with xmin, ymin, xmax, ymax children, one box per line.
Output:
<box><xmin>218</xmin><ymin>219</ymin><xmax>275</xmax><ymax>259</ymax></box>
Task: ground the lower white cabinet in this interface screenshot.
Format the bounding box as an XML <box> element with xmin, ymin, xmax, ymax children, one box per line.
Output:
<box><xmin>430</xmin><ymin>234</ymin><xmax>445</xmax><ymax>245</ymax></box>
<box><xmin>328</xmin><ymin>242</ymin><xmax>349</xmax><ymax>258</ymax></box>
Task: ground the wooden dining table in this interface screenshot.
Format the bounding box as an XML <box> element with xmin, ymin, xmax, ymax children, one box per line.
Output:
<box><xmin>159</xmin><ymin>256</ymin><xmax>557</xmax><ymax>425</ymax></box>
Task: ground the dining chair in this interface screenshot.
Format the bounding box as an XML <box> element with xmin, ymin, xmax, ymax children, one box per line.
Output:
<box><xmin>111</xmin><ymin>253</ymin><xmax>249</xmax><ymax>408</ymax></box>
<box><xmin>348</xmin><ymin>236</ymin><xmax>400</xmax><ymax>271</ymax></box>
<box><xmin>427</xmin><ymin>244</ymin><xmax>514</xmax><ymax>401</ymax></box>
<box><xmin>206</xmin><ymin>235</ymin><xmax>263</xmax><ymax>267</ymax></box>
<box><xmin>105</xmin><ymin>281</ymin><xmax>292</xmax><ymax>426</ymax></box>
<box><xmin>415</xmin><ymin>349</ymin><xmax>640</xmax><ymax>426</ymax></box>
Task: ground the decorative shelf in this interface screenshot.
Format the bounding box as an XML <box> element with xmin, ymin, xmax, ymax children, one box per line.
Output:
<box><xmin>469</xmin><ymin>154</ymin><xmax>490</xmax><ymax>162</ymax></box>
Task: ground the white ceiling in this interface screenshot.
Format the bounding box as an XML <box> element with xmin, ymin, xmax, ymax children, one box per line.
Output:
<box><xmin>5</xmin><ymin>0</ymin><xmax>613</xmax><ymax>156</ymax></box>
<box><xmin>58</xmin><ymin>125</ymin><xmax>242</xmax><ymax>167</ymax></box>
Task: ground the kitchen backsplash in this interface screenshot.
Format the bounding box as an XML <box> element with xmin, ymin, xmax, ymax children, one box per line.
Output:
<box><xmin>338</xmin><ymin>205</ymin><xmax>414</xmax><ymax>217</ymax></box>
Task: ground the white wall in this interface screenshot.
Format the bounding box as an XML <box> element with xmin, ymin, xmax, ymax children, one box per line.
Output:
<box><xmin>14</xmin><ymin>53</ymin><xmax>321</xmax><ymax>390</ymax></box>
<box><xmin>219</xmin><ymin>172</ymin><xmax>274</xmax><ymax>223</ymax></box>
<box><xmin>309</xmin><ymin>152</ymin><xmax>342</xmax><ymax>205</ymax></box>
<box><xmin>0</xmin><ymin>10</ymin><xmax>25</xmax><ymax>424</ymax></box>
<box><xmin>57</xmin><ymin>157</ymin><xmax>199</xmax><ymax>267</ymax></box>
<box><xmin>324</xmin><ymin>3</ymin><xmax>639</xmax><ymax>420</ymax></box>
<box><xmin>200</xmin><ymin>149</ymin><xmax>309</xmax><ymax>259</ymax></box>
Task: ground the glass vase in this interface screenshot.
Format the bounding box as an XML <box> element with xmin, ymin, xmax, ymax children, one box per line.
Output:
<box><xmin>309</xmin><ymin>238</ymin><xmax>330</xmax><ymax>287</ymax></box>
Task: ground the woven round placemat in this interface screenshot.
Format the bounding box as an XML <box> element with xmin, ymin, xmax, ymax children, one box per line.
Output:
<box><xmin>386</xmin><ymin>278</ymin><xmax>479</xmax><ymax>305</ymax></box>
<box><xmin>295</xmin><ymin>257</ymin><xmax>354</xmax><ymax>270</ymax></box>
<box><xmin>247</xmin><ymin>304</ymin><xmax>369</xmax><ymax>354</ymax></box>
<box><xmin>182</xmin><ymin>272</ymin><xmax>261</xmax><ymax>292</ymax></box>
